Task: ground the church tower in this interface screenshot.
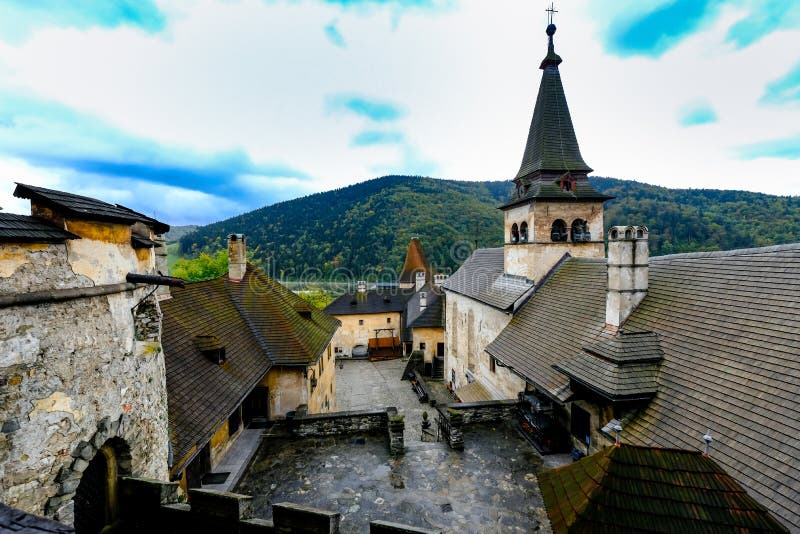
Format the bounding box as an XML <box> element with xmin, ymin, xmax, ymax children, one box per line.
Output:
<box><xmin>501</xmin><ymin>13</ymin><xmax>612</xmax><ymax>282</ymax></box>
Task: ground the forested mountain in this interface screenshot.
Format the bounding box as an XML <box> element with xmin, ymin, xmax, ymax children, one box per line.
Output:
<box><xmin>178</xmin><ymin>175</ymin><xmax>800</xmax><ymax>278</ymax></box>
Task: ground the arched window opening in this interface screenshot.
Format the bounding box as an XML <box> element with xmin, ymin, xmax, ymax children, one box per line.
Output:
<box><xmin>551</xmin><ymin>219</ymin><xmax>567</xmax><ymax>242</ymax></box>
<box><xmin>519</xmin><ymin>222</ymin><xmax>529</xmax><ymax>243</ymax></box>
<box><xmin>636</xmin><ymin>229</ymin><xmax>644</xmax><ymax>238</ymax></box>
<box><xmin>625</xmin><ymin>228</ymin><xmax>633</xmax><ymax>239</ymax></box>
<box><xmin>610</xmin><ymin>229</ymin><xmax>618</xmax><ymax>240</ymax></box>
<box><xmin>510</xmin><ymin>223</ymin><xmax>519</xmax><ymax>244</ymax></box>
<box><xmin>571</xmin><ymin>219</ymin><xmax>590</xmax><ymax>242</ymax></box>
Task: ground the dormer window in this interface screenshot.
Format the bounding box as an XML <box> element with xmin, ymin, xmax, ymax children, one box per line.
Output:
<box><xmin>294</xmin><ymin>301</ymin><xmax>313</xmax><ymax>319</ymax></box>
<box><xmin>193</xmin><ymin>335</ymin><xmax>226</xmax><ymax>365</ymax></box>
<box><xmin>520</xmin><ymin>222</ymin><xmax>528</xmax><ymax>243</ymax></box>
<box><xmin>511</xmin><ymin>223</ymin><xmax>519</xmax><ymax>244</ymax></box>
<box><xmin>558</xmin><ymin>174</ymin><xmax>575</xmax><ymax>192</ymax></box>
<box><xmin>551</xmin><ymin>219</ymin><xmax>567</xmax><ymax>242</ymax></box>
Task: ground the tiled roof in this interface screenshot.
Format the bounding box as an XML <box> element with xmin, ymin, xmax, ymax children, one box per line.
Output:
<box><xmin>324</xmin><ymin>288</ymin><xmax>414</xmax><ymax>315</ymax></box>
<box><xmin>161</xmin><ymin>264</ymin><xmax>339</xmax><ymax>469</ymax></box>
<box><xmin>555</xmin><ymin>353</ymin><xmax>660</xmax><ymax>401</ymax></box>
<box><xmin>485</xmin><ymin>257</ymin><xmax>608</xmax><ymax>401</ymax></box>
<box><xmin>441</xmin><ymin>248</ymin><xmax>533</xmax><ymax>311</ymax></box>
<box><xmin>514</xmin><ymin>38</ymin><xmax>591</xmax><ymax>181</ymax></box>
<box><xmin>487</xmin><ymin>243</ymin><xmax>800</xmax><ymax>529</ymax></box>
<box><xmin>406</xmin><ymin>285</ymin><xmax>444</xmax><ymax>329</ymax></box>
<box><xmin>13</xmin><ymin>183</ymin><xmax>169</xmax><ymax>231</ymax></box>
<box><xmin>0</xmin><ymin>502</ymin><xmax>74</xmax><ymax>533</ymax></box>
<box><xmin>454</xmin><ymin>379</ymin><xmax>504</xmax><ymax>403</ymax></box>
<box><xmin>539</xmin><ymin>444</ymin><xmax>788</xmax><ymax>533</ymax></box>
<box><xmin>398</xmin><ymin>237</ymin><xmax>433</xmax><ymax>283</ymax></box>
<box><xmin>0</xmin><ymin>213</ymin><xmax>79</xmax><ymax>243</ymax></box>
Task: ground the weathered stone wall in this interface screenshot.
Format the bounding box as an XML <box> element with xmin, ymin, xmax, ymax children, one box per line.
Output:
<box><xmin>0</xmin><ymin>240</ymin><xmax>170</xmax><ymax>521</ymax></box>
<box><xmin>263</xmin><ymin>366</ymin><xmax>307</xmax><ymax>419</ymax></box>
<box><xmin>330</xmin><ymin>312</ymin><xmax>401</xmax><ymax>356</ymax></box>
<box><xmin>441</xmin><ymin>400</ymin><xmax>518</xmax><ymax>425</ymax></box>
<box><xmin>289</xmin><ymin>408</ymin><xmax>389</xmax><ymax>438</ymax></box>
<box><xmin>410</xmin><ymin>327</ymin><xmax>443</xmax><ymax>364</ymax></box>
<box><xmin>443</xmin><ymin>292</ymin><xmax>523</xmax><ymax>398</ymax></box>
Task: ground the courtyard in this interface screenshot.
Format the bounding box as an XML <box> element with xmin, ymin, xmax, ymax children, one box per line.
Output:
<box><xmin>235</xmin><ymin>359</ymin><xmax>560</xmax><ymax>533</ymax></box>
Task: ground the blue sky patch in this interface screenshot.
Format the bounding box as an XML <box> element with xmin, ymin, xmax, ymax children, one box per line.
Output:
<box><xmin>352</xmin><ymin>130</ymin><xmax>404</xmax><ymax>146</ymax></box>
<box><xmin>605</xmin><ymin>0</ymin><xmax>718</xmax><ymax>57</ymax></box>
<box><xmin>324</xmin><ymin>19</ymin><xmax>347</xmax><ymax>47</ymax></box>
<box><xmin>679</xmin><ymin>101</ymin><xmax>719</xmax><ymax>126</ymax></box>
<box><xmin>0</xmin><ymin>0</ymin><xmax>165</xmax><ymax>42</ymax></box>
<box><xmin>761</xmin><ymin>62</ymin><xmax>800</xmax><ymax>105</ymax></box>
<box><xmin>327</xmin><ymin>94</ymin><xmax>404</xmax><ymax>121</ymax></box>
<box><xmin>737</xmin><ymin>135</ymin><xmax>800</xmax><ymax>159</ymax></box>
<box><xmin>726</xmin><ymin>0</ymin><xmax>800</xmax><ymax>48</ymax></box>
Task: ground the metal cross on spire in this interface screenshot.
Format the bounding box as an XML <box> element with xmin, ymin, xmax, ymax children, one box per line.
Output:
<box><xmin>546</xmin><ymin>2</ymin><xmax>558</xmax><ymax>25</ymax></box>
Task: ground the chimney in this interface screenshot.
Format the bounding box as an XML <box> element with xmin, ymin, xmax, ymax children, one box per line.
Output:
<box><xmin>433</xmin><ymin>273</ymin><xmax>448</xmax><ymax>287</ymax></box>
<box><xmin>419</xmin><ymin>291</ymin><xmax>427</xmax><ymax>310</ymax></box>
<box><xmin>357</xmin><ymin>280</ymin><xmax>367</xmax><ymax>293</ymax></box>
<box><xmin>415</xmin><ymin>271</ymin><xmax>426</xmax><ymax>292</ymax></box>
<box><xmin>605</xmin><ymin>225</ymin><xmax>648</xmax><ymax>330</ymax></box>
<box><xmin>228</xmin><ymin>234</ymin><xmax>246</xmax><ymax>282</ymax></box>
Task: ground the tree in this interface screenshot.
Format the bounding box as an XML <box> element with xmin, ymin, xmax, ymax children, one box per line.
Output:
<box><xmin>171</xmin><ymin>250</ymin><xmax>229</xmax><ymax>281</ymax></box>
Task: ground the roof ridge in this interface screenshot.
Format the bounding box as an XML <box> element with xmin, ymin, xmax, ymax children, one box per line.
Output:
<box><xmin>652</xmin><ymin>242</ymin><xmax>800</xmax><ymax>262</ymax></box>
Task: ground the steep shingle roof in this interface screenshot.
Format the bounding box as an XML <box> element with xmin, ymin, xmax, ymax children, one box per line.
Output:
<box><xmin>0</xmin><ymin>213</ymin><xmax>79</xmax><ymax>243</ymax></box>
<box><xmin>487</xmin><ymin>243</ymin><xmax>800</xmax><ymax>529</ymax></box>
<box><xmin>441</xmin><ymin>248</ymin><xmax>533</xmax><ymax>311</ymax></box>
<box><xmin>539</xmin><ymin>444</ymin><xmax>788</xmax><ymax>533</ymax></box>
<box><xmin>0</xmin><ymin>503</ymin><xmax>74</xmax><ymax>533</ymax></box>
<box><xmin>324</xmin><ymin>288</ymin><xmax>414</xmax><ymax>316</ymax></box>
<box><xmin>13</xmin><ymin>183</ymin><xmax>169</xmax><ymax>231</ymax></box>
<box><xmin>485</xmin><ymin>257</ymin><xmax>608</xmax><ymax>401</ymax></box>
<box><xmin>398</xmin><ymin>237</ymin><xmax>433</xmax><ymax>284</ymax></box>
<box><xmin>161</xmin><ymin>264</ymin><xmax>340</xmax><ymax>470</ymax></box>
<box><xmin>406</xmin><ymin>285</ymin><xmax>444</xmax><ymax>329</ymax></box>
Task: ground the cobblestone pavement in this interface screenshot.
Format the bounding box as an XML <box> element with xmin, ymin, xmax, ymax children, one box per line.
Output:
<box><xmin>236</xmin><ymin>359</ymin><xmax>557</xmax><ymax>533</ymax></box>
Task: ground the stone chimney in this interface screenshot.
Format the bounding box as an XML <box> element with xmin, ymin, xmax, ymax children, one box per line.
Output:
<box><xmin>419</xmin><ymin>291</ymin><xmax>427</xmax><ymax>310</ymax></box>
<box><xmin>415</xmin><ymin>271</ymin><xmax>426</xmax><ymax>292</ymax></box>
<box><xmin>605</xmin><ymin>226</ymin><xmax>648</xmax><ymax>330</ymax></box>
<box><xmin>357</xmin><ymin>280</ymin><xmax>367</xmax><ymax>293</ymax></box>
<box><xmin>433</xmin><ymin>273</ymin><xmax>448</xmax><ymax>287</ymax></box>
<box><xmin>228</xmin><ymin>234</ymin><xmax>246</xmax><ymax>282</ymax></box>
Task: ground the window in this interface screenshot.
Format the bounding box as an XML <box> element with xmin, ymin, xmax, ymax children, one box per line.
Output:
<box><xmin>571</xmin><ymin>219</ymin><xmax>589</xmax><ymax>242</ymax></box>
<box><xmin>559</xmin><ymin>174</ymin><xmax>575</xmax><ymax>192</ymax></box>
<box><xmin>551</xmin><ymin>219</ymin><xmax>567</xmax><ymax>242</ymax></box>
<box><xmin>519</xmin><ymin>222</ymin><xmax>528</xmax><ymax>243</ymax></box>
<box><xmin>387</xmin><ymin>317</ymin><xmax>391</xmax><ymax>324</ymax></box>
<box><xmin>419</xmin><ymin>342</ymin><xmax>426</xmax><ymax>350</ymax></box>
<box><xmin>359</xmin><ymin>319</ymin><xmax>364</xmax><ymax>325</ymax></box>
<box><xmin>334</xmin><ymin>346</ymin><xmax>343</xmax><ymax>354</ymax></box>
<box><xmin>571</xmin><ymin>405</ymin><xmax>591</xmax><ymax>446</ymax></box>
<box><xmin>510</xmin><ymin>223</ymin><xmax>519</xmax><ymax>244</ymax></box>
<box><xmin>489</xmin><ymin>357</ymin><xmax>496</xmax><ymax>373</ymax></box>
<box><xmin>320</xmin><ymin>356</ymin><xmax>324</xmax><ymax>374</ymax></box>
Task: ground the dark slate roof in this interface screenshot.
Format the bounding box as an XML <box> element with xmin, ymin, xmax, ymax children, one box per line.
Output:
<box><xmin>0</xmin><ymin>213</ymin><xmax>79</xmax><ymax>243</ymax></box>
<box><xmin>13</xmin><ymin>183</ymin><xmax>169</xmax><ymax>231</ymax></box>
<box><xmin>539</xmin><ymin>444</ymin><xmax>788</xmax><ymax>533</ymax></box>
<box><xmin>161</xmin><ymin>264</ymin><xmax>339</xmax><ymax>470</ymax></box>
<box><xmin>499</xmin><ymin>177</ymin><xmax>614</xmax><ymax>210</ymax></box>
<box><xmin>555</xmin><ymin>353</ymin><xmax>660</xmax><ymax>401</ymax></box>
<box><xmin>324</xmin><ymin>288</ymin><xmax>414</xmax><ymax>316</ymax></box>
<box><xmin>487</xmin><ymin>243</ymin><xmax>800</xmax><ymax>529</ymax></box>
<box><xmin>398</xmin><ymin>237</ymin><xmax>433</xmax><ymax>284</ymax></box>
<box><xmin>514</xmin><ymin>32</ymin><xmax>591</xmax><ymax>181</ymax></box>
<box><xmin>441</xmin><ymin>248</ymin><xmax>533</xmax><ymax>311</ymax></box>
<box><xmin>131</xmin><ymin>234</ymin><xmax>159</xmax><ymax>248</ymax></box>
<box><xmin>0</xmin><ymin>502</ymin><xmax>74</xmax><ymax>533</ymax></box>
<box><xmin>406</xmin><ymin>285</ymin><xmax>444</xmax><ymax>329</ymax></box>
<box><xmin>583</xmin><ymin>331</ymin><xmax>664</xmax><ymax>363</ymax></box>
<box><xmin>485</xmin><ymin>257</ymin><xmax>608</xmax><ymax>401</ymax></box>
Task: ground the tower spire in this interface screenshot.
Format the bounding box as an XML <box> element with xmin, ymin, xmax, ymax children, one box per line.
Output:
<box><xmin>541</xmin><ymin>3</ymin><xmax>562</xmax><ymax>70</ymax></box>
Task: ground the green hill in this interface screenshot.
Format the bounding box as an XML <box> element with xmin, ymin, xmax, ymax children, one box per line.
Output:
<box><xmin>178</xmin><ymin>175</ymin><xmax>800</xmax><ymax>278</ymax></box>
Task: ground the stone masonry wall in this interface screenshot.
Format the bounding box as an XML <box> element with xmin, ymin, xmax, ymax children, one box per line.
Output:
<box><xmin>442</xmin><ymin>400</ymin><xmax>518</xmax><ymax>425</ymax></box>
<box><xmin>290</xmin><ymin>409</ymin><xmax>389</xmax><ymax>438</ymax></box>
<box><xmin>0</xmin><ymin>241</ymin><xmax>170</xmax><ymax>522</ymax></box>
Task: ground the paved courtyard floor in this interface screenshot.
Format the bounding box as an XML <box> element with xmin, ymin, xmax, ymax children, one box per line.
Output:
<box><xmin>235</xmin><ymin>359</ymin><xmax>560</xmax><ymax>533</ymax></box>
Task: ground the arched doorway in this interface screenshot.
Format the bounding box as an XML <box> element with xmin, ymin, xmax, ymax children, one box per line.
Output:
<box><xmin>73</xmin><ymin>438</ymin><xmax>130</xmax><ymax>534</ymax></box>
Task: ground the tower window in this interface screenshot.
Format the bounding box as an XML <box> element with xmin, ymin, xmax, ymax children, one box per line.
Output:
<box><xmin>571</xmin><ymin>219</ymin><xmax>590</xmax><ymax>242</ymax></box>
<box><xmin>559</xmin><ymin>174</ymin><xmax>576</xmax><ymax>192</ymax></box>
<box><xmin>510</xmin><ymin>223</ymin><xmax>519</xmax><ymax>244</ymax></box>
<box><xmin>550</xmin><ymin>219</ymin><xmax>567</xmax><ymax>242</ymax></box>
<box><xmin>519</xmin><ymin>222</ymin><xmax>528</xmax><ymax>243</ymax></box>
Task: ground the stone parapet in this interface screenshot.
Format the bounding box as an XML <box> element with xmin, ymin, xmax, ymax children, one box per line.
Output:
<box><xmin>370</xmin><ymin>520</ymin><xmax>442</xmax><ymax>533</ymax></box>
<box><xmin>443</xmin><ymin>400</ymin><xmax>518</xmax><ymax>425</ymax></box>
<box><xmin>289</xmin><ymin>408</ymin><xmax>390</xmax><ymax>437</ymax></box>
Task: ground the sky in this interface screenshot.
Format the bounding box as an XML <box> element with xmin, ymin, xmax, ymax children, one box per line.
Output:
<box><xmin>0</xmin><ymin>0</ymin><xmax>798</xmax><ymax>225</ymax></box>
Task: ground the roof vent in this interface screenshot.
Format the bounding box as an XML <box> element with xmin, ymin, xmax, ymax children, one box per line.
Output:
<box><xmin>294</xmin><ymin>301</ymin><xmax>313</xmax><ymax>319</ymax></box>
<box><xmin>193</xmin><ymin>335</ymin><xmax>226</xmax><ymax>365</ymax></box>
<box><xmin>703</xmin><ymin>430</ymin><xmax>713</xmax><ymax>457</ymax></box>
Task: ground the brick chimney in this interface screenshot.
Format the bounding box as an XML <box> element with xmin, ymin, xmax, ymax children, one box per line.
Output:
<box><xmin>228</xmin><ymin>234</ymin><xmax>246</xmax><ymax>282</ymax></box>
<box><xmin>605</xmin><ymin>226</ymin><xmax>648</xmax><ymax>330</ymax></box>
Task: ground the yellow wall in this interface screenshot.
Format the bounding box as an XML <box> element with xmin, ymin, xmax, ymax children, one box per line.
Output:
<box><xmin>331</xmin><ymin>312</ymin><xmax>401</xmax><ymax>355</ymax></box>
<box><xmin>0</xmin><ymin>243</ymin><xmax>50</xmax><ymax>277</ymax></box>
<box><xmin>307</xmin><ymin>342</ymin><xmax>336</xmax><ymax>413</ymax></box>
<box><xmin>260</xmin><ymin>342</ymin><xmax>338</xmax><ymax>417</ymax></box>
<box><xmin>411</xmin><ymin>327</ymin><xmax>444</xmax><ymax>363</ymax></box>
